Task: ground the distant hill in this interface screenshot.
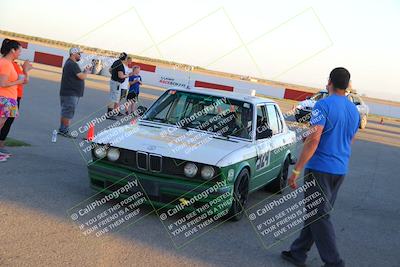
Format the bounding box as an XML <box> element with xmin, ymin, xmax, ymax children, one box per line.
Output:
<box><xmin>1</xmin><ymin>29</ymin><xmax>399</xmax><ymax>107</ymax></box>
<box><xmin>0</xmin><ymin>29</ymin><xmax>319</xmax><ymax>92</ymax></box>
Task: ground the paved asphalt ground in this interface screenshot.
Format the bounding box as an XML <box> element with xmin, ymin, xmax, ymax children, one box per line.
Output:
<box><xmin>1</xmin><ymin>65</ymin><xmax>400</xmax><ymax>267</ymax></box>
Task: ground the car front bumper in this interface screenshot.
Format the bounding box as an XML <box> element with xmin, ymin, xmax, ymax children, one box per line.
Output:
<box><xmin>88</xmin><ymin>160</ymin><xmax>234</xmax><ymax>211</ymax></box>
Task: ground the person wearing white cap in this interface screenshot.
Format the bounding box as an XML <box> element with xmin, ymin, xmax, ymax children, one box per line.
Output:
<box><xmin>58</xmin><ymin>47</ymin><xmax>92</xmax><ymax>138</ymax></box>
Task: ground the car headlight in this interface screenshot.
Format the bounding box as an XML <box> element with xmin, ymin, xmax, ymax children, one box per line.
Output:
<box><xmin>201</xmin><ymin>166</ymin><xmax>215</xmax><ymax>180</ymax></box>
<box><xmin>184</xmin><ymin>162</ymin><xmax>198</xmax><ymax>178</ymax></box>
<box><xmin>107</xmin><ymin>148</ymin><xmax>120</xmax><ymax>162</ymax></box>
<box><xmin>94</xmin><ymin>145</ymin><xmax>107</xmax><ymax>158</ymax></box>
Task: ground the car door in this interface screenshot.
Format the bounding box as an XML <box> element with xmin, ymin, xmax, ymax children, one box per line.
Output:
<box><xmin>251</xmin><ymin>104</ymin><xmax>283</xmax><ymax>189</ymax></box>
<box><xmin>352</xmin><ymin>95</ymin><xmax>368</xmax><ymax>116</ymax></box>
<box><xmin>265</xmin><ymin>104</ymin><xmax>286</xmax><ymax>178</ymax></box>
<box><xmin>251</xmin><ymin>104</ymin><xmax>272</xmax><ymax>190</ymax></box>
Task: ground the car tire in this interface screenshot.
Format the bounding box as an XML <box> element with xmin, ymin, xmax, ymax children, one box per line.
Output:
<box><xmin>359</xmin><ymin>115</ymin><xmax>367</xmax><ymax>129</ymax></box>
<box><xmin>227</xmin><ymin>168</ymin><xmax>250</xmax><ymax>221</ymax></box>
<box><xmin>295</xmin><ymin>113</ymin><xmax>309</xmax><ymax>123</ymax></box>
<box><xmin>294</xmin><ymin>113</ymin><xmax>301</xmax><ymax>122</ymax></box>
<box><xmin>265</xmin><ymin>158</ymin><xmax>289</xmax><ymax>194</ymax></box>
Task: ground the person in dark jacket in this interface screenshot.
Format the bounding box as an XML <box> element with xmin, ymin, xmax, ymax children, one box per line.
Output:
<box><xmin>107</xmin><ymin>52</ymin><xmax>132</xmax><ymax>119</ymax></box>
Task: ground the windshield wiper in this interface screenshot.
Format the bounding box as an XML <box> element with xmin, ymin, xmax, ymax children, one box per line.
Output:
<box><xmin>212</xmin><ymin>131</ymin><xmax>230</xmax><ymax>140</ymax></box>
<box><xmin>143</xmin><ymin>118</ymin><xmax>167</xmax><ymax>123</ymax></box>
<box><xmin>145</xmin><ymin>117</ymin><xmax>193</xmax><ymax>131</ymax></box>
<box><xmin>178</xmin><ymin>125</ymin><xmax>191</xmax><ymax>131</ymax></box>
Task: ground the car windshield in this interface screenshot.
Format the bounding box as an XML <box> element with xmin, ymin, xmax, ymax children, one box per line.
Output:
<box><xmin>310</xmin><ymin>92</ymin><xmax>328</xmax><ymax>101</ymax></box>
<box><xmin>142</xmin><ymin>90</ymin><xmax>254</xmax><ymax>140</ymax></box>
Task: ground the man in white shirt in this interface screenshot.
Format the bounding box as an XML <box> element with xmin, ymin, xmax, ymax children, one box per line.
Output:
<box><xmin>118</xmin><ymin>57</ymin><xmax>132</xmax><ymax>115</ymax></box>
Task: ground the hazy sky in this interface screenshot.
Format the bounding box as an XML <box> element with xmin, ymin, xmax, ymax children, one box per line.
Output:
<box><xmin>1</xmin><ymin>0</ymin><xmax>399</xmax><ymax>101</ymax></box>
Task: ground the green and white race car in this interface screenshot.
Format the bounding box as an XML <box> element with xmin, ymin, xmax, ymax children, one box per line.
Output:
<box><xmin>88</xmin><ymin>87</ymin><xmax>297</xmax><ymax>221</ymax></box>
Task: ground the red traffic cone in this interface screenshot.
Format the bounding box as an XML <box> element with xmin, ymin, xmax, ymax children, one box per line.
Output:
<box><xmin>380</xmin><ymin>118</ymin><xmax>384</xmax><ymax>125</ymax></box>
<box><xmin>130</xmin><ymin>119</ymin><xmax>137</xmax><ymax>125</ymax></box>
<box><xmin>87</xmin><ymin>124</ymin><xmax>95</xmax><ymax>141</ymax></box>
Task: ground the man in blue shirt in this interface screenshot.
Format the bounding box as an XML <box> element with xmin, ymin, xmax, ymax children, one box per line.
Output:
<box><xmin>282</xmin><ymin>68</ymin><xmax>359</xmax><ymax>267</ymax></box>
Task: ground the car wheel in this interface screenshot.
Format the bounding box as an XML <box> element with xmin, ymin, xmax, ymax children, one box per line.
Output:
<box><xmin>227</xmin><ymin>168</ymin><xmax>250</xmax><ymax>221</ymax></box>
<box><xmin>265</xmin><ymin>158</ymin><xmax>289</xmax><ymax>194</ymax></box>
<box><xmin>294</xmin><ymin>113</ymin><xmax>301</xmax><ymax>122</ymax></box>
<box><xmin>359</xmin><ymin>115</ymin><xmax>367</xmax><ymax>129</ymax></box>
<box><xmin>295</xmin><ymin>113</ymin><xmax>310</xmax><ymax>123</ymax></box>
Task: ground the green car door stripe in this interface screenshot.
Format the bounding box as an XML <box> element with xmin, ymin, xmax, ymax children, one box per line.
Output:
<box><xmin>253</xmin><ymin>164</ymin><xmax>281</xmax><ymax>180</ymax></box>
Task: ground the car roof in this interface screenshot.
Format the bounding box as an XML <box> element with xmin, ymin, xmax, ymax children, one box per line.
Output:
<box><xmin>168</xmin><ymin>87</ymin><xmax>276</xmax><ymax>105</ymax></box>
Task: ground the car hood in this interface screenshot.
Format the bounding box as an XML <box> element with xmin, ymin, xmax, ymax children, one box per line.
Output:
<box><xmin>93</xmin><ymin>121</ymin><xmax>250</xmax><ymax>166</ymax></box>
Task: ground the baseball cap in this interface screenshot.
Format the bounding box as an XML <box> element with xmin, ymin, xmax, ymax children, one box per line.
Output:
<box><xmin>119</xmin><ymin>52</ymin><xmax>128</xmax><ymax>60</ymax></box>
<box><xmin>69</xmin><ymin>47</ymin><xmax>82</xmax><ymax>55</ymax></box>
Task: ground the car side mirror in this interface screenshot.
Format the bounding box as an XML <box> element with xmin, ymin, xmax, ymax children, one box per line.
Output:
<box><xmin>137</xmin><ymin>106</ymin><xmax>148</xmax><ymax>116</ymax></box>
<box><xmin>256</xmin><ymin>122</ymin><xmax>273</xmax><ymax>140</ymax></box>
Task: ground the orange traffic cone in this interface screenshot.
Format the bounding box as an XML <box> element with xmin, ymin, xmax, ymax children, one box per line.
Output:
<box><xmin>380</xmin><ymin>118</ymin><xmax>384</xmax><ymax>125</ymax></box>
<box><xmin>87</xmin><ymin>124</ymin><xmax>95</xmax><ymax>141</ymax></box>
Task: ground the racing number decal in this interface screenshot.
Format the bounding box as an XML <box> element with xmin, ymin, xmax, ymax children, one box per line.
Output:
<box><xmin>256</xmin><ymin>151</ymin><xmax>270</xmax><ymax>170</ymax></box>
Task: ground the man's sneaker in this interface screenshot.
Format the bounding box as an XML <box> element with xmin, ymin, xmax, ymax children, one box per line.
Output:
<box><xmin>0</xmin><ymin>148</ymin><xmax>12</xmax><ymax>156</ymax></box>
<box><xmin>107</xmin><ymin>116</ymin><xmax>117</xmax><ymax>120</ymax></box>
<box><xmin>0</xmin><ymin>155</ymin><xmax>8</xmax><ymax>162</ymax></box>
<box><xmin>281</xmin><ymin>251</ymin><xmax>306</xmax><ymax>267</ymax></box>
<box><xmin>58</xmin><ymin>131</ymin><xmax>77</xmax><ymax>139</ymax></box>
<box><xmin>322</xmin><ymin>260</ymin><xmax>345</xmax><ymax>267</ymax></box>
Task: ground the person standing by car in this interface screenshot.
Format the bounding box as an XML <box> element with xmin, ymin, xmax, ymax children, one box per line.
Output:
<box><xmin>126</xmin><ymin>66</ymin><xmax>142</xmax><ymax>115</ymax></box>
<box><xmin>282</xmin><ymin>67</ymin><xmax>359</xmax><ymax>267</ymax></box>
<box><xmin>119</xmin><ymin>56</ymin><xmax>132</xmax><ymax>113</ymax></box>
<box><xmin>0</xmin><ymin>58</ymin><xmax>32</xmax><ymax>156</ymax></box>
<box><xmin>0</xmin><ymin>39</ymin><xmax>30</xmax><ymax>162</ymax></box>
<box><xmin>108</xmin><ymin>52</ymin><xmax>132</xmax><ymax>119</ymax></box>
<box><xmin>58</xmin><ymin>47</ymin><xmax>91</xmax><ymax>138</ymax></box>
